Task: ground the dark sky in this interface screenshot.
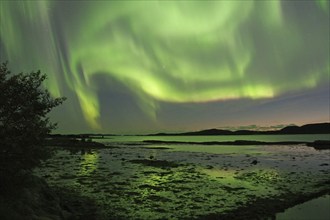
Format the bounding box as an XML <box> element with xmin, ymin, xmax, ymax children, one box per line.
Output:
<box><xmin>0</xmin><ymin>1</ymin><xmax>329</xmax><ymax>134</ymax></box>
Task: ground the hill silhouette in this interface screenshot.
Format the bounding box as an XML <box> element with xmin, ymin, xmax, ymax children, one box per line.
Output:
<box><xmin>149</xmin><ymin>122</ymin><xmax>330</xmax><ymax>136</ymax></box>
<box><xmin>279</xmin><ymin>123</ymin><xmax>330</xmax><ymax>134</ymax></box>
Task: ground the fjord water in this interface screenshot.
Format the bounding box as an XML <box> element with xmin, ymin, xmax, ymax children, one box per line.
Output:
<box><xmin>99</xmin><ymin>134</ymin><xmax>330</xmax><ymax>143</ymax></box>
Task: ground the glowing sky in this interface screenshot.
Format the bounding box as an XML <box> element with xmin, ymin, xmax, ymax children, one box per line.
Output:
<box><xmin>0</xmin><ymin>1</ymin><xmax>329</xmax><ymax>134</ymax></box>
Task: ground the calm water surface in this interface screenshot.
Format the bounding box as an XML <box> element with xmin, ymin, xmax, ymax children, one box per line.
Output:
<box><xmin>276</xmin><ymin>195</ymin><xmax>330</xmax><ymax>220</ymax></box>
<box><xmin>98</xmin><ymin>134</ymin><xmax>330</xmax><ymax>143</ymax></box>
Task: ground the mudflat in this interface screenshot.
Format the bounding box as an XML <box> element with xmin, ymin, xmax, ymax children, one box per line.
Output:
<box><xmin>34</xmin><ymin>142</ymin><xmax>330</xmax><ymax>219</ymax></box>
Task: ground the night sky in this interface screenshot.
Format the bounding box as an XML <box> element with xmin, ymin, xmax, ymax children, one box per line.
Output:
<box><xmin>0</xmin><ymin>1</ymin><xmax>329</xmax><ymax>134</ymax></box>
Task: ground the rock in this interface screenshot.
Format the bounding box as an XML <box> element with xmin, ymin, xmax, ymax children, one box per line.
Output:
<box><xmin>206</xmin><ymin>165</ymin><xmax>214</xmax><ymax>169</ymax></box>
<box><xmin>307</xmin><ymin>140</ymin><xmax>330</xmax><ymax>150</ymax></box>
<box><xmin>251</xmin><ymin>160</ymin><xmax>259</xmax><ymax>165</ymax></box>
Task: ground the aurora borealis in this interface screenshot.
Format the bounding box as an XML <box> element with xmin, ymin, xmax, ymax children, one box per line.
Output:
<box><xmin>0</xmin><ymin>1</ymin><xmax>329</xmax><ymax>134</ymax></box>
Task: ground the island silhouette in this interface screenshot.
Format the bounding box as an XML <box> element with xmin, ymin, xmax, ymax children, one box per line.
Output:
<box><xmin>149</xmin><ymin>122</ymin><xmax>330</xmax><ymax>136</ymax></box>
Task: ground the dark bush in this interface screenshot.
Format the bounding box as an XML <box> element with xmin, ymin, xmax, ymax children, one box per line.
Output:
<box><xmin>0</xmin><ymin>62</ymin><xmax>65</xmax><ymax>188</ymax></box>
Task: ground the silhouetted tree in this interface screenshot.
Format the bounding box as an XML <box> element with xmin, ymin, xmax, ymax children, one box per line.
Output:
<box><xmin>0</xmin><ymin>62</ymin><xmax>65</xmax><ymax>181</ymax></box>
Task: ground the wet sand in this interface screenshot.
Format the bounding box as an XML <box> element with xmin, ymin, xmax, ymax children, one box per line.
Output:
<box><xmin>34</xmin><ymin>143</ymin><xmax>330</xmax><ymax>219</ymax></box>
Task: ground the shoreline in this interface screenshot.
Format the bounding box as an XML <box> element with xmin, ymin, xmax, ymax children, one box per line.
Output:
<box><xmin>143</xmin><ymin>139</ymin><xmax>330</xmax><ymax>149</ymax></box>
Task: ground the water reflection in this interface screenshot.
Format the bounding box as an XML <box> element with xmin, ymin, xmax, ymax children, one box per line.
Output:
<box><xmin>276</xmin><ymin>195</ymin><xmax>330</xmax><ymax>220</ymax></box>
<box><xmin>200</xmin><ymin>167</ymin><xmax>280</xmax><ymax>196</ymax></box>
<box><xmin>97</xmin><ymin>134</ymin><xmax>330</xmax><ymax>143</ymax></box>
<box><xmin>161</xmin><ymin>144</ymin><xmax>264</xmax><ymax>155</ymax></box>
<box><xmin>79</xmin><ymin>150</ymin><xmax>99</xmax><ymax>176</ymax></box>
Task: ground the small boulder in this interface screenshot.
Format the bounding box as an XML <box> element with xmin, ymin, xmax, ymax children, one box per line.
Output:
<box><xmin>251</xmin><ymin>160</ymin><xmax>258</xmax><ymax>165</ymax></box>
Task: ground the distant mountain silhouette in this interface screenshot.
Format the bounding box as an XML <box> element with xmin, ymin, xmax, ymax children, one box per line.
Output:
<box><xmin>183</xmin><ymin>129</ymin><xmax>233</xmax><ymax>135</ymax></box>
<box><xmin>279</xmin><ymin>123</ymin><xmax>330</xmax><ymax>134</ymax></box>
<box><xmin>150</xmin><ymin>122</ymin><xmax>330</xmax><ymax>136</ymax></box>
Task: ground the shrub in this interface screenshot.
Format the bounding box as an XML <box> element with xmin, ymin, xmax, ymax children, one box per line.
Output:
<box><xmin>0</xmin><ymin>62</ymin><xmax>65</xmax><ymax>184</ymax></box>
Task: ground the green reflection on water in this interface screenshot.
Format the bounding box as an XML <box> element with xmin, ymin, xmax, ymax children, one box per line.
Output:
<box><xmin>98</xmin><ymin>134</ymin><xmax>330</xmax><ymax>143</ymax></box>
<box><xmin>79</xmin><ymin>151</ymin><xmax>99</xmax><ymax>176</ymax></box>
<box><xmin>276</xmin><ymin>195</ymin><xmax>330</xmax><ymax>220</ymax></box>
<box><xmin>200</xmin><ymin>167</ymin><xmax>280</xmax><ymax>195</ymax></box>
<box><xmin>164</xmin><ymin>144</ymin><xmax>265</xmax><ymax>155</ymax></box>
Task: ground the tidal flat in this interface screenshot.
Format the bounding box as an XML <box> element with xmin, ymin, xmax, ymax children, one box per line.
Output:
<box><xmin>34</xmin><ymin>142</ymin><xmax>330</xmax><ymax>219</ymax></box>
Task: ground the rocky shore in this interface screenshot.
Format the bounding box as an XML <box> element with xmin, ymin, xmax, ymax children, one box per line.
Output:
<box><xmin>0</xmin><ymin>174</ymin><xmax>102</xmax><ymax>220</ymax></box>
<box><xmin>1</xmin><ymin>138</ymin><xmax>107</xmax><ymax>220</ymax></box>
<box><xmin>31</xmin><ymin>141</ymin><xmax>330</xmax><ymax>219</ymax></box>
<box><xmin>44</xmin><ymin>137</ymin><xmax>107</xmax><ymax>149</ymax></box>
<box><xmin>3</xmin><ymin>137</ymin><xmax>329</xmax><ymax>219</ymax></box>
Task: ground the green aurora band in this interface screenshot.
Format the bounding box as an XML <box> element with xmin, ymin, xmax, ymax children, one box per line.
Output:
<box><xmin>0</xmin><ymin>1</ymin><xmax>329</xmax><ymax>130</ymax></box>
